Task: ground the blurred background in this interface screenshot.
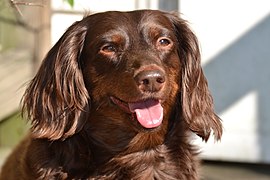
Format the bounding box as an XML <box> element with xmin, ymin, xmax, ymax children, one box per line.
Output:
<box><xmin>0</xmin><ymin>0</ymin><xmax>269</xmax><ymax>179</ymax></box>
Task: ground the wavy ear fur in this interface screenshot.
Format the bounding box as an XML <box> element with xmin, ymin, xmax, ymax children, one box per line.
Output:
<box><xmin>168</xmin><ymin>13</ymin><xmax>222</xmax><ymax>141</ymax></box>
<box><xmin>22</xmin><ymin>20</ymin><xmax>89</xmax><ymax>140</ymax></box>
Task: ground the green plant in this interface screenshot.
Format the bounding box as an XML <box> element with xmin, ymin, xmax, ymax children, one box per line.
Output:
<box><xmin>64</xmin><ymin>0</ymin><xmax>74</xmax><ymax>7</ymax></box>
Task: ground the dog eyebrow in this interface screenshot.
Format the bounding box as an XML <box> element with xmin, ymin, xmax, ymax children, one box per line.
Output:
<box><xmin>99</xmin><ymin>28</ymin><xmax>130</xmax><ymax>45</ymax></box>
<box><xmin>140</xmin><ymin>24</ymin><xmax>174</xmax><ymax>41</ymax></box>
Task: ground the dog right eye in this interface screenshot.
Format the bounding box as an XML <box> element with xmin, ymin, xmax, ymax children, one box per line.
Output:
<box><xmin>100</xmin><ymin>44</ymin><xmax>117</xmax><ymax>54</ymax></box>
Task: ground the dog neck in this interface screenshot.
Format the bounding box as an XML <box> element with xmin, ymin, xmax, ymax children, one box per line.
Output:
<box><xmin>87</xmin><ymin>124</ymin><xmax>168</xmax><ymax>166</ymax></box>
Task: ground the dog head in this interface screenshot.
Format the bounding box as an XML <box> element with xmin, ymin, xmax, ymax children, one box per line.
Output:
<box><xmin>22</xmin><ymin>10</ymin><xmax>222</xmax><ymax>142</ymax></box>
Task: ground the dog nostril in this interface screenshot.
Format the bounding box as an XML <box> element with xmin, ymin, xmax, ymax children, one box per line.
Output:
<box><xmin>142</xmin><ymin>79</ymin><xmax>150</xmax><ymax>85</ymax></box>
<box><xmin>156</xmin><ymin>76</ymin><xmax>165</xmax><ymax>84</ymax></box>
<box><xmin>135</xmin><ymin>70</ymin><xmax>165</xmax><ymax>92</ymax></box>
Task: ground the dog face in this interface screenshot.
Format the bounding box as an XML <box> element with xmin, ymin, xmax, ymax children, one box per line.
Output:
<box><xmin>22</xmin><ymin>10</ymin><xmax>222</xmax><ymax>143</ymax></box>
<box><xmin>81</xmin><ymin>11</ymin><xmax>181</xmax><ymax>133</ymax></box>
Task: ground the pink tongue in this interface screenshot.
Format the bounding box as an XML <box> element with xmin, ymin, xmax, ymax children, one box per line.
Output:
<box><xmin>128</xmin><ymin>99</ymin><xmax>163</xmax><ymax>128</ymax></box>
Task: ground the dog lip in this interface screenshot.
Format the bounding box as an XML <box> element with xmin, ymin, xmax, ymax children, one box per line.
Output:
<box><xmin>110</xmin><ymin>96</ymin><xmax>162</xmax><ymax>131</ymax></box>
<box><xmin>110</xmin><ymin>96</ymin><xmax>131</xmax><ymax>113</ymax></box>
<box><xmin>110</xmin><ymin>96</ymin><xmax>163</xmax><ymax>113</ymax></box>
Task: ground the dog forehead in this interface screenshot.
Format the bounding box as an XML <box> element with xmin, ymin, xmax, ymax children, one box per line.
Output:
<box><xmin>135</xmin><ymin>10</ymin><xmax>173</xmax><ymax>27</ymax></box>
<box><xmin>86</xmin><ymin>10</ymin><xmax>173</xmax><ymax>37</ymax></box>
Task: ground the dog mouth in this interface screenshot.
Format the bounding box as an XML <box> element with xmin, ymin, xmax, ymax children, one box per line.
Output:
<box><xmin>110</xmin><ymin>97</ymin><xmax>163</xmax><ymax>129</ymax></box>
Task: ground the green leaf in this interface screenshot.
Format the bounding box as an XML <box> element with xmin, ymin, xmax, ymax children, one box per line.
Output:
<box><xmin>64</xmin><ymin>0</ymin><xmax>74</xmax><ymax>8</ymax></box>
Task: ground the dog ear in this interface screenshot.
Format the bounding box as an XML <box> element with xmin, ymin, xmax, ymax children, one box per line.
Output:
<box><xmin>22</xmin><ymin>20</ymin><xmax>89</xmax><ymax>140</ymax></box>
<box><xmin>168</xmin><ymin>13</ymin><xmax>222</xmax><ymax>141</ymax></box>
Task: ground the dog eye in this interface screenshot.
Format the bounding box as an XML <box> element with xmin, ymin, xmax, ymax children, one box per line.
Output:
<box><xmin>157</xmin><ymin>37</ymin><xmax>173</xmax><ymax>48</ymax></box>
<box><xmin>100</xmin><ymin>44</ymin><xmax>117</xmax><ymax>54</ymax></box>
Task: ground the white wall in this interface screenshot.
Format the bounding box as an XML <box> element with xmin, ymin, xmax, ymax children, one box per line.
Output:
<box><xmin>180</xmin><ymin>0</ymin><xmax>270</xmax><ymax>163</ymax></box>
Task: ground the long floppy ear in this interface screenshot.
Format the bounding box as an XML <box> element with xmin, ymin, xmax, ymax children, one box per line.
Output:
<box><xmin>22</xmin><ymin>20</ymin><xmax>89</xmax><ymax>140</ymax></box>
<box><xmin>168</xmin><ymin>14</ymin><xmax>222</xmax><ymax>141</ymax></box>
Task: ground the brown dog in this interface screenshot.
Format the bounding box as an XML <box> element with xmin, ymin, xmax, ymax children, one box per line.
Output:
<box><xmin>0</xmin><ymin>10</ymin><xmax>222</xmax><ymax>180</ymax></box>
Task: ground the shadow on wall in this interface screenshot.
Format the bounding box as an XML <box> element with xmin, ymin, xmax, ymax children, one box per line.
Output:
<box><xmin>203</xmin><ymin>14</ymin><xmax>270</xmax><ymax>162</ymax></box>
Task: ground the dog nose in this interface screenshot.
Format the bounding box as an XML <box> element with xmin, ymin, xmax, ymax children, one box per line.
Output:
<box><xmin>135</xmin><ymin>70</ymin><xmax>165</xmax><ymax>92</ymax></box>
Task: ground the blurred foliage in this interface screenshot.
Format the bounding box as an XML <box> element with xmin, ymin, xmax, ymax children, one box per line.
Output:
<box><xmin>0</xmin><ymin>112</ymin><xmax>29</xmax><ymax>147</ymax></box>
<box><xmin>0</xmin><ymin>0</ymin><xmax>18</xmax><ymax>52</ymax></box>
<box><xmin>64</xmin><ymin>0</ymin><xmax>74</xmax><ymax>7</ymax></box>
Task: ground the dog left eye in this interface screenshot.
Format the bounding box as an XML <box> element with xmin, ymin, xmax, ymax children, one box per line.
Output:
<box><xmin>159</xmin><ymin>38</ymin><xmax>170</xmax><ymax>45</ymax></box>
<box><xmin>157</xmin><ymin>37</ymin><xmax>173</xmax><ymax>48</ymax></box>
